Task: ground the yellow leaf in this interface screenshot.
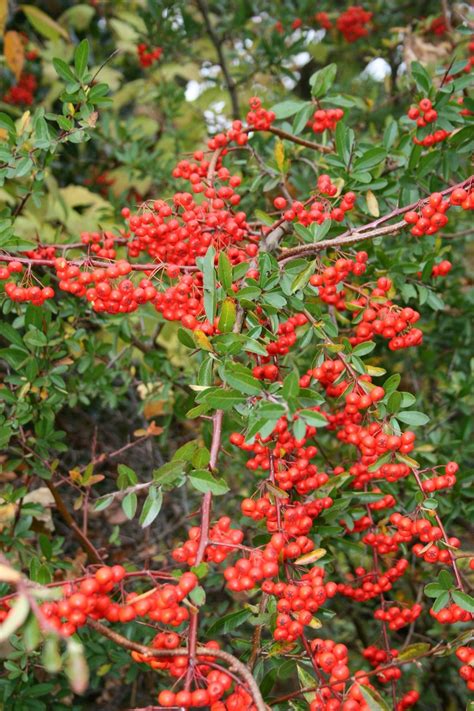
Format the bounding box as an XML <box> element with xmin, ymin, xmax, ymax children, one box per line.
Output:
<box><xmin>294</xmin><ymin>548</ymin><xmax>327</xmax><ymax>566</ymax></box>
<box><xmin>194</xmin><ymin>329</ymin><xmax>214</xmax><ymax>352</ymax></box>
<box><xmin>366</xmin><ymin>190</ymin><xmax>380</xmax><ymax>217</ymax></box>
<box><xmin>17</xmin><ymin>110</ymin><xmax>31</xmax><ymax>136</ymax></box>
<box><xmin>274</xmin><ymin>139</ymin><xmax>285</xmax><ymax>172</ymax></box>
<box><xmin>308</xmin><ymin>616</ymin><xmax>322</xmax><ymax>629</ymax></box>
<box><xmin>0</xmin><ymin>563</ymin><xmax>21</xmax><ymax>583</ymax></box>
<box><xmin>4</xmin><ymin>31</ymin><xmax>25</xmax><ymax>81</ymax></box>
<box><xmin>20</xmin><ymin>5</ymin><xmax>69</xmax><ymax>41</ymax></box>
<box><xmin>0</xmin><ymin>0</ymin><xmax>8</xmax><ymax>36</ymax></box>
<box><xmin>333</xmin><ymin>177</ymin><xmax>345</xmax><ymax>197</ymax></box>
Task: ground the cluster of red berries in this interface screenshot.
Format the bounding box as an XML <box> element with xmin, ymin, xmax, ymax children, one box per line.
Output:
<box><xmin>262</xmin><ymin>568</ymin><xmax>337</xmax><ymax>641</ymax></box>
<box><xmin>135</xmin><ymin>635</ymin><xmax>256</xmax><ymax>709</ymax></box>
<box><xmin>429</xmin><ymin>16</ymin><xmax>447</xmax><ymax>36</ymax></box>
<box><xmin>456</xmin><ymin>647</ymin><xmax>474</xmax><ymax>691</ymax></box>
<box><xmin>35</xmin><ymin>567</ymin><xmax>199</xmax><ymax>636</ymax></box>
<box><xmin>396</xmin><ymin>691</ymin><xmax>420</xmax><ymax>710</ymax></box>
<box><xmin>407</xmin><ymin>98</ymin><xmax>438</xmax><ymax>126</ymax></box>
<box><xmin>266</xmin><ymin>313</ymin><xmax>308</xmax><ymax>355</ymax></box>
<box><xmin>2</xmin><ymin>72</ymin><xmax>37</xmax><ymax>105</ymax></box>
<box><xmin>374</xmin><ymin>603</ymin><xmax>422</xmax><ymax>630</ymax></box>
<box><xmin>222</xmin><ymin>540</ymin><xmax>279</xmax><ymax>592</ymax></box>
<box><xmin>404</xmin><ymin>188</ymin><xmax>473</xmax><ymax>236</ymax></box>
<box><xmin>137</xmin><ymin>43</ymin><xmax>162</xmax><ymax>67</ymax></box>
<box><xmin>309</xmin><ymin>251</ymin><xmax>367</xmax><ymax>309</ymax></box>
<box><xmin>350</xmin><ymin>277</ymin><xmax>423</xmax><ymax>350</ymax></box>
<box><xmin>315</xmin><ymin>12</ymin><xmax>332</xmax><ymax>30</ymax></box>
<box><xmin>363</xmin><ymin>644</ymin><xmax>398</xmax><ymax>667</ymax></box>
<box><xmin>430</xmin><ymin>603</ymin><xmax>472</xmax><ymax>625</ymax></box>
<box><xmin>407</xmin><ymin>98</ymin><xmax>451</xmax><ymax>147</ymax></box>
<box><xmin>242</xmin><ymin>497</ymin><xmax>333</xmax><ymax>534</ymax></box>
<box><xmin>247</xmin><ymin>96</ymin><xmax>276</xmax><ymax>131</ymax></box>
<box><xmin>431</xmin><ymin>259</ymin><xmax>452</xmax><ymax>278</ymax></box>
<box><xmin>309</xmin><ymin>108</ymin><xmax>344</xmax><ymax>134</ymax></box>
<box><xmin>275</xmin><ymin>187</ymin><xmax>356</xmax><ymax>227</ymax></box>
<box><xmin>0</xmin><ymin>261</ymin><xmax>54</xmax><ymax>305</ymax></box>
<box><xmin>172</xmin><ymin>516</ymin><xmax>244</xmax><ymax>565</ymax></box>
<box><xmin>336</xmin><ymin>6</ymin><xmax>372</xmax><ymax>43</ymax></box>
<box><xmin>388</xmin><ymin>512</ymin><xmax>461</xmax><ymax>564</ymax></box>
<box><xmin>80</xmin><ymin>230</ymin><xmax>120</xmax><ymax>259</ymax></box>
<box><xmin>420</xmin><ymin>463</ymin><xmax>457</xmax><ymax>493</ymax></box>
<box><xmin>337</xmin><ymin>559</ymin><xmax>409</xmax><ymax>602</ymax></box>
<box><xmin>53</xmin><ymin>257</ymin><xmax>160</xmax><ymax>314</ymax></box>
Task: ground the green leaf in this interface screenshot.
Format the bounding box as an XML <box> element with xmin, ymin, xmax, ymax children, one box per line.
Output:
<box><xmin>281</xmin><ymin>371</ymin><xmax>300</xmax><ymax>399</ymax></box>
<box><xmin>53</xmin><ymin>58</ymin><xmax>77</xmax><ymax>84</ymax></box>
<box><xmin>139</xmin><ymin>487</ymin><xmax>162</xmax><ymax>527</ymax></box>
<box><xmin>153</xmin><ymin>460</ymin><xmax>187</xmax><ymax>485</ymax></box>
<box><xmin>396</xmin><ymin>410</ymin><xmax>430</xmax><ymax>426</ymax></box>
<box><xmin>353</xmin><ymin>148</ymin><xmax>386</xmax><ymax>172</ymax></box>
<box><xmin>189</xmin><ymin>585</ymin><xmax>206</xmax><ymax>606</ymax></box>
<box><xmin>42</xmin><ymin>636</ymin><xmax>62</xmax><ymax>673</ymax></box>
<box><xmin>310</xmin><ymin>63</ymin><xmax>337</xmax><ymax>98</ymax></box>
<box><xmin>218</xmin><ymin>252</ymin><xmax>233</xmax><ymax>293</ymax></box>
<box><xmin>352</xmin><ymin>341</ymin><xmax>376</xmax><ymax>357</ymax></box>
<box><xmin>291</xmin><ymin>260</ymin><xmax>315</xmax><ymax>293</ymax></box>
<box><xmin>65</xmin><ymin>639</ymin><xmax>89</xmax><ymax>695</ymax></box>
<box><xmin>299</xmin><ymin>409</ymin><xmax>328</xmax><ymax>427</ymax></box>
<box><xmin>0</xmin><ymin>595</ymin><xmax>29</xmax><ymax>642</ymax></box>
<box><xmin>200</xmin><ymin>388</ymin><xmax>247</xmax><ymax>410</ymax></box>
<box><xmin>117</xmin><ymin>463</ymin><xmax>137</xmax><ymax>486</ymax></box>
<box><xmin>452</xmin><ymin>590</ymin><xmax>474</xmax><ymax>614</ymax></box>
<box><xmin>207</xmin><ymin>608</ymin><xmax>251</xmax><ymax>635</ymax></box>
<box><xmin>359</xmin><ymin>685</ymin><xmax>390</xmax><ymax>711</ymax></box>
<box><xmin>292</xmin><ymin>103</ymin><xmax>314</xmax><ymax>135</ymax></box>
<box><xmin>122</xmin><ymin>492</ymin><xmax>138</xmax><ymax>519</ymax></box>
<box><xmin>221</xmin><ymin>363</ymin><xmax>262</xmax><ymax>396</ymax></box>
<box><xmin>21</xmin><ymin>5</ymin><xmax>70</xmax><ymax>40</ymax></box>
<box><xmin>271</xmin><ymin>100</ymin><xmax>306</xmax><ymax>119</ymax></box>
<box><xmin>74</xmin><ymin>39</ymin><xmax>89</xmax><ymax>80</ymax></box>
<box><xmin>218</xmin><ymin>298</ymin><xmax>236</xmax><ymax>333</ymax></box>
<box><xmin>200</xmin><ymin>246</ymin><xmax>216</xmax><ymax>323</ymax></box>
<box><xmin>411</xmin><ymin>61</ymin><xmax>431</xmax><ymax>94</ymax></box>
<box><xmin>396</xmin><ymin>643</ymin><xmax>430</xmax><ymax>662</ymax></box>
<box><xmin>432</xmin><ymin>591</ymin><xmax>449</xmax><ymax>612</ymax></box>
<box><xmin>424</xmin><ymin>583</ymin><xmax>443</xmax><ymax>598</ymax></box>
<box><xmin>189</xmin><ymin>469</ymin><xmax>229</xmax><ymax>495</ymax></box>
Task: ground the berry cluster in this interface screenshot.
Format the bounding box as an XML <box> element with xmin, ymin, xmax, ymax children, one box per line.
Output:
<box><xmin>2</xmin><ymin>72</ymin><xmax>37</xmax><ymax>105</ymax></box>
<box><xmin>172</xmin><ymin>516</ymin><xmax>244</xmax><ymax>565</ymax></box>
<box><xmin>263</xmin><ymin>568</ymin><xmax>337</xmax><ymax>641</ymax></box>
<box><xmin>337</xmin><ymin>559</ymin><xmax>409</xmax><ymax>602</ymax></box>
<box><xmin>420</xmin><ymin>461</ymin><xmax>457</xmax><ymax>493</ymax></box>
<box><xmin>431</xmin><ymin>259</ymin><xmax>452</xmax><ymax>278</ymax></box>
<box><xmin>247</xmin><ymin>96</ymin><xmax>276</xmax><ymax>131</ymax></box>
<box><xmin>430</xmin><ymin>603</ymin><xmax>472</xmax><ymax>624</ymax></box>
<box><xmin>374</xmin><ymin>603</ymin><xmax>422</xmax><ymax>630</ymax></box>
<box><xmin>33</xmin><ymin>566</ymin><xmax>198</xmax><ymax>636</ymax></box>
<box><xmin>137</xmin><ymin>43</ymin><xmax>162</xmax><ymax>67</ymax></box>
<box><xmin>336</xmin><ymin>6</ymin><xmax>372</xmax><ymax>43</ymax></box>
<box><xmin>309</xmin><ymin>251</ymin><xmax>367</xmax><ymax>309</ymax></box>
<box><xmin>1</xmin><ymin>260</ymin><xmax>54</xmax><ymax>305</ymax></box>
<box><xmin>80</xmin><ymin>230</ymin><xmax>120</xmax><ymax>259</ymax></box>
<box><xmin>314</xmin><ymin>12</ymin><xmax>332</xmax><ymax>30</ymax></box>
<box><xmin>456</xmin><ymin>647</ymin><xmax>474</xmax><ymax>691</ymax></box>
<box><xmin>309</xmin><ymin>108</ymin><xmax>344</xmax><ymax>134</ymax></box>
<box><xmin>349</xmin><ymin>278</ymin><xmax>423</xmax><ymax>351</ymax></box>
<box><xmin>407</xmin><ymin>98</ymin><xmax>438</xmax><ymax>126</ymax></box>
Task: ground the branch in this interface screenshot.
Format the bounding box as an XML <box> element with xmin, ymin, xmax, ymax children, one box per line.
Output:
<box><xmin>277</xmin><ymin>176</ymin><xmax>473</xmax><ymax>261</ymax></box>
<box><xmin>196</xmin><ymin>0</ymin><xmax>240</xmax><ymax>119</ymax></box>
<box><xmin>44</xmin><ymin>479</ymin><xmax>104</xmax><ymax>564</ymax></box>
<box><xmin>86</xmin><ymin>618</ymin><xmax>267</xmax><ymax>711</ymax></box>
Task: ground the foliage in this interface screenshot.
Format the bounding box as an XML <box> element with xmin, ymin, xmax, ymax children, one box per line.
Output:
<box><xmin>0</xmin><ymin>1</ymin><xmax>473</xmax><ymax>710</ymax></box>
